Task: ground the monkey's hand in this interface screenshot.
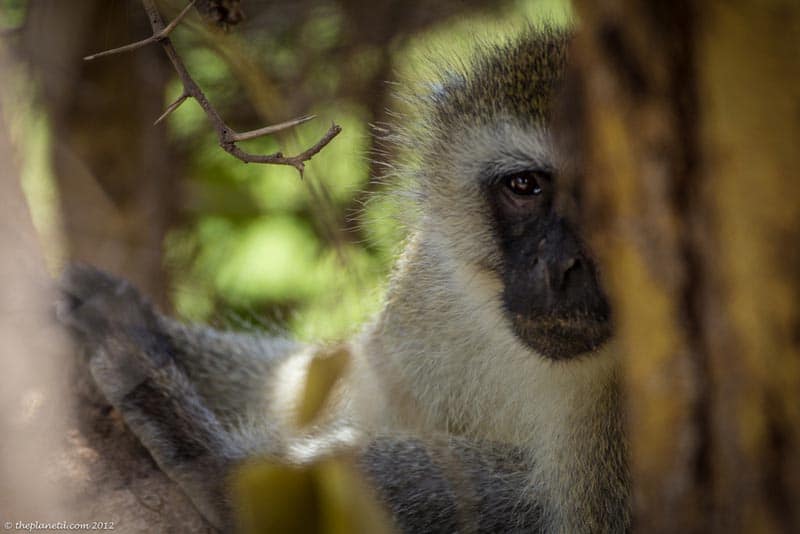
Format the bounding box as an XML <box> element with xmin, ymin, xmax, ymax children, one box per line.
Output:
<box><xmin>60</xmin><ymin>265</ymin><xmax>172</xmax><ymax>404</ymax></box>
<box><xmin>58</xmin><ymin>265</ymin><xmax>238</xmax><ymax>530</ymax></box>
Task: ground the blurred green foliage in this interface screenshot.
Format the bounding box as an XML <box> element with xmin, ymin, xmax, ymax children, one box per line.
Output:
<box><xmin>234</xmin><ymin>457</ymin><xmax>393</xmax><ymax>534</ymax></box>
<box><xmin>0</xmin><ymin>0</ymin><xmax>25</xmax><ymax>31</ymax></box>
<box><xmin>3</xmin><ymin>0</ymin><xmax>570</xmax><ymax>341</ymax></box>
<box><xmin>160</xmin><ymin>0</ymin><xmax>571</xmax><ymax>342</ymax></box>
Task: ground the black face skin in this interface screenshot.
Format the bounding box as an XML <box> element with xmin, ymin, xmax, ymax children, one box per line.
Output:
<box><xmin>485</xmin><ymin>168</ymin><xmax>611</xmax><ymax>360</ymax></box>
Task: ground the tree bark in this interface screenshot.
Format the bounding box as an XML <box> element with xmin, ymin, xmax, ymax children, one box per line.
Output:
<box><xmin>0</xmin><ymin>45</ymin><xmax>68</xmax><ymax>523</ymax></box>
<box><xmin>23</xmin><ymin>0</ymin><xmax>178</xmax><ymax>306</ymax></box>
<box><xmin>569</xmin><ymin>1</ymin><xmax>800</xmax><ymax>532</ymax></box>
<box><xmin>9</xmin><ymin>3</ymin><xmax>209</xmax><ymax>531</ymax></box>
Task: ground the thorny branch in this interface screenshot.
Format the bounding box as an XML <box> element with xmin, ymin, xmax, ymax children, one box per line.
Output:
<box><xmin>85</xmin><ymin>0</ymin><xmax>341</xmax><ymax>174</ymax></box>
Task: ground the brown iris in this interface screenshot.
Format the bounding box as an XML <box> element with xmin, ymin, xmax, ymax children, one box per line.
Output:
<box><xmin>505</xmin><ymin>172</ymin><xmax>542</xmax><ymax>196</ymax></box>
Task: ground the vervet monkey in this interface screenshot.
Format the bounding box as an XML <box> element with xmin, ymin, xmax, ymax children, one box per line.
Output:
<box><xmin>62</xmin><ymin>28</ymin><xmax>629</xmax><ymax>533</ymax></box>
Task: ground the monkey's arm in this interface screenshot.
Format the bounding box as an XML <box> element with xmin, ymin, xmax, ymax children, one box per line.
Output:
<box><xmin>59</xmin><ymin>265</ymin><xmax>276</xmax><ymax>527</ymax></box>
<box><xmin>60</xmin><ymin>266</ymin><xmax>542</xmax><ymax>532</ymax></box>
<box><xmin>160</xmin><ymin>320</ymin><xmax>298</xmax><ymax>424</ymax></box>
<box><xmin>61</xmin><ymin>265</ymin><xmax>299</xmax><ymax>428</ymax></box>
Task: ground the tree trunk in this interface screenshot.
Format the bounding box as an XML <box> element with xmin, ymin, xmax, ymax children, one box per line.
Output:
<box><xmin>570</xmin><ymin>1</ymin><xmax>800</xmax><ymax>532</ymax></box>
<box><xmin>0</xmin><ymin>45</ymin><xmax>68</xmax><ymax>523</ymax></box>
<box><xmin>9</xmin><ymin>3</ymin><xmax>209</xmax><ymax>530</ymax></box>
<box><xmin>23</xmin><ymin>0</ymin><xmax>179</xmax><ymax>306</ymax></box>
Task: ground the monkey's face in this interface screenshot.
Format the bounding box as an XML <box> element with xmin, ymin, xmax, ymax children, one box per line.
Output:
<box><xmin>419</xmin><ymin>120</ymin><xmax>610</xmax><ymax>361</ymax></box>
<box><xmin>484</xmin><ymin>164</ymin><xmax>611</xmax><ymax>360</ymax></box>
<box><xmin>403</xmin><ymin>28</ymin><xmax>600</xmax><ymax>359</ymax></box>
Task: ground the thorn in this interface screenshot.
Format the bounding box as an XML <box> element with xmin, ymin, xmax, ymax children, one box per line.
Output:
<box><xmin>161</xmin><ymin>1</ymin><xmax>197</xmax><ymax>38</ymax></box>
<box><xmin>231</xmin><ymin>115</ymin><xmax>317</xmax><ymax>142</ymax></box>
<box><xmin>154</xmin><ymin>93</ymin><xmax>190</xmax><ymax>125</ymax></box>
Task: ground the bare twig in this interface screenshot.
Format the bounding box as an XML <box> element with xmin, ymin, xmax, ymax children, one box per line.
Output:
<box><xmin>85</xmin><ymin>0</ymin><xmax>341</xmax><ymax>174</ymax></box>
<box><xmin>226</xmin><ymin>122</ymin><xmax>342</xmax><ymax>170</ymax></box>
<box><xmin>84</xmin><ymin>1</ymin><xmax>196</xmax><ymax>61</ymax></box>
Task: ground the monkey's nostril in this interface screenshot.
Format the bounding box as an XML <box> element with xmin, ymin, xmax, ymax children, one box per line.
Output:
<box><xmin>559</xmin><ymin>257</ymin><xmax>583</xmax><ymax>290</ymax></box>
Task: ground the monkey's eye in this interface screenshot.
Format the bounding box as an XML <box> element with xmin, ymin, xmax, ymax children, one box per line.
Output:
<box><xmin>505</xmin><ymin>172</ymin><xmax>542</xmax><ymax>196</ymax></box>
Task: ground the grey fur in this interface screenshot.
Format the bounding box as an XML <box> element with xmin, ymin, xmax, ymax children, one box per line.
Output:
<box><xmin>359</xmin><ymin>437</ymin><xmax>542</xmax><ymax>533</ymax></box>
<box><xmin>60</xmin><ymin>28</ymin><xmax>629</xmax><ymax>533</ymax></box>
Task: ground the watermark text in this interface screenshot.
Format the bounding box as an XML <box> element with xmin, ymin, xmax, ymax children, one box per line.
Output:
<box><xmin>3</xmin><ymin>520</ymin><xmax>115</xmax><ymax>531</ymax></box>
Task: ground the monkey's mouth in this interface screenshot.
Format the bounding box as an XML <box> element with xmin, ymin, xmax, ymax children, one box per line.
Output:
<box><xmin>511</xmin><ymin>312</ymin><xmax>612</xmax><ymax>360</ymax></box>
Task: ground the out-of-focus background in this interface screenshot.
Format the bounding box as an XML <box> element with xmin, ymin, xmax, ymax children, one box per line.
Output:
<box><xmin>1</xmin><ymin>0</ymin><xmax>569</xmax><ymax>342</ymax></box>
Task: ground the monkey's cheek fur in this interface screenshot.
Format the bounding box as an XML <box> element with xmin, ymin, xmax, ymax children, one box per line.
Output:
<box><xmin>511</xmin><ymin>314</ymin><xmax>612</xmax><ymax>361</ymax></box>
